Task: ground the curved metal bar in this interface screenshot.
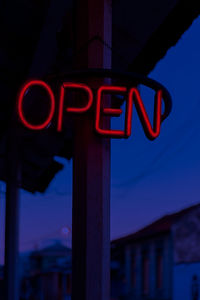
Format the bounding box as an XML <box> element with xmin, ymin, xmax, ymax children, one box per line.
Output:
<box><xmin>47</xmin><ymin>68</ymin><xmax>172</xmax><ymax>122</ymax></box>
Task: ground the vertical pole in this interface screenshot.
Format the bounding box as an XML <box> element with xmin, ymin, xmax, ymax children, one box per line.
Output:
<box><xmin>72</xmin><ymin>1</ymin><xmax>112</xmax><ymax>300</ymax></box>
<box><xmin>4</xmin><ymin>127</ymin><xmax>20</xmax><ymax>300</ymax></box>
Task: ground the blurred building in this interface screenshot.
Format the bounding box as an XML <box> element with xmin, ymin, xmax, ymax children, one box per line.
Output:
<box><xmin>18</xmin><ymin>242</ymin><xmax>72</xmax><ymax>300</ymax></box>
<box><xmin>1</xmin><ymin>204</ymin><xmax>200</xmax><ymax>300</ymax></box>
<box><xmin>0</xmin><ymin>242</ymin><xmax>72</xmax><ymax>300</ymax></box>
<box><xmin>111</xmin><ymin>203</ymin><xmax>200</xmax><ymax>300</ymax></box>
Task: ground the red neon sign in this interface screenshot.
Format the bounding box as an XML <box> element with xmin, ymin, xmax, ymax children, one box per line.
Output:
<box><xmin>17</xmin><ymin>80</ymin><xmax>165</xmax><ymax>140</ymax></box>
<box><xmin>58</xmin><ymin>82</ymin><xmax>93</xmax><ymax>132</ymax></box>
<box><xmin>129</xmin><ymin>88</ymin><xmax>162</xmax><ymax>140</ymax></box>
<box><xmin>95</xmin><ymin>86</ymin><xmax>127</xmax><ymax>137</ymax></box>
<box><xmin>18</xmin><ymin>80</ymin><xmax>55</xmax><ymax>130</ymax></box>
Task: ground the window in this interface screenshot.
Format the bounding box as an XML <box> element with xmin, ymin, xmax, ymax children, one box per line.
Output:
<box><xmin>66</xmin><ymin>274</ymin><xmax>72</xmax><ymax>294</ymax></box>
<box><xmin>142</xmin><ymin>251</ymin><xmax>149</xmax><ymax>295</ymax></box>
<box><xmin>131</xmin><ymin>253</ymin><xmax>136</xmax><ymax>287</ymax></box>
<box><xmin>156</xmin><ymin>250</ymin><xmax>163</xmax><ymax>289</ymax></box>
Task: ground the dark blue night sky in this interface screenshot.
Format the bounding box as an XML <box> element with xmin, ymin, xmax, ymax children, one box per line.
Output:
<box><xmin>1</xmin><ymin>16</ymin><xmax>200</xmax><ymax>264</ymax></box>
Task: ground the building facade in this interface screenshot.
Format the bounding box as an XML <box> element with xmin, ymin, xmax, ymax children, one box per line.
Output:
<box><xmin>111</xmin><ymin>204</ymin><xmax>200</xmax><ymax>300</ymax></box>
<box><xmin>1</xmin><ymin>204</ymin><xmax>200</xmax><ymax>300</ymax></box>
<box><xmin>22</xmin><ymin>242</ymin><xmax>72</xmax><ymax>300</ymax></box>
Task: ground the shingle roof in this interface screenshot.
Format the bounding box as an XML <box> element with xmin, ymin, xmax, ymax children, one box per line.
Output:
<box><xmin>31</xmin><ymin>242</ymin><xmax>71</xmax><ymax>257</ymax></box>
<box><xmin>112</xmin><ymin>203</ymin><xmax>200</xmax><ymax>245</ymax></box>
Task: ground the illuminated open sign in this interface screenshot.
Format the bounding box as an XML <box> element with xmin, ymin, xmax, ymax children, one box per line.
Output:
<box><xmin>17</xmin><ymin>73</ymin><xmax>171</xmax><ymax>140</ymax></box>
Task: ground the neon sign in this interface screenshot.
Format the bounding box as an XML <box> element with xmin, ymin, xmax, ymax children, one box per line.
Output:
<box><xmin>17</xmin><ymin>70</ymin><xmax>172</xmax><ymax>140</ymax></box>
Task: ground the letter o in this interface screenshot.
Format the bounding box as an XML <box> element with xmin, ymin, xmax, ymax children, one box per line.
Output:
<box><xmin>18</xmin><ymin>80</ymin><xmax>55</xmax><ymax>130</ymax></box>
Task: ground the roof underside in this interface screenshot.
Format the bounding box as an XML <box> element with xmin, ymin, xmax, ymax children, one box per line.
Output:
<box><xmin>0</xmin><ymin>0</ymin><xmax>199</xmax><ymax>192</ymax></box>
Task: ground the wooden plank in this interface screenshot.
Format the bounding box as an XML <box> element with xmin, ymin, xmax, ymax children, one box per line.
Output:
<box><xmin>4</xmin><ymin>127</ymin><xmax>21</xmax><ymax>300</ymax></box>
<box><xmin>72</xmin><ymin>1</ymin><xmax>112</xmax><ymax>300</ymax></box>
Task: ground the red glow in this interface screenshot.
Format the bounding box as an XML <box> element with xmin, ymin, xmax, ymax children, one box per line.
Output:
<box><xmin>17</xmin><ymin>80</ymin><xmax>165</xmax><ymax>140</ymax></box>
<box><xmin>57</xmin><ymin>82</ymin><xmax>93</xmax><ymax>131</ymax></box>
<box><xmin>95</xmin><ymin>85</ymin><xmax>128</xmax><ymax>137</ymax></box>
<box><xmin>125</xmin><ymin>88</ymin><xmax>134</xmax><ymax>137</ymax></box>
<box><xmin>103</xmin><ymin>108</ymin><xmax>123</xmax><ymax>116</ymax></box>
<box><xmin>129</xmin><ymin>88</ymin><xmax>162</xmax><ymax>140</ymax></box>
<box><xmin>18</xmin><ymin>80</ymin><xmax>55</xmax><ymax>130</ymax></box>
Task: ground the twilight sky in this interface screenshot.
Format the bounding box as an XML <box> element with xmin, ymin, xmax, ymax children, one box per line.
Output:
<box><xmin>1</xmin><ymin>16</ymin><xmax>200</xmax><ymax>263</ymax></box>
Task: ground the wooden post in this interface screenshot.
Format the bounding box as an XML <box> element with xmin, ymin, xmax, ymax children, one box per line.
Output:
<box><xmin>4</xmin><ymin>127</ymin><xmax>21</xmax><ymax>300</ymax></box>
<box><xmin>72</xmin><ymin>1</ymin><xmax>112</xmax><ymax>300</ymax></box>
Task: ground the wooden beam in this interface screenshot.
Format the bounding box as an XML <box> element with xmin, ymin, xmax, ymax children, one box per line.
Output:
<box><xmin>72</xmin><ymin>1</ymin><xmax>112</xmax><ymax>300</ymax></box>
<box><xmin>4</xmin><ymin>126</ymin><xmax>21</xmax><ymax>300</ymax></box>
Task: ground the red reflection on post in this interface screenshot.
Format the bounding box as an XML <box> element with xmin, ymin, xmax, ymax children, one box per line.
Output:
<box><xmin>57</xmin><ymin>82</ymin><xmax>93</xmax><ymax>131</ymax></box>
<box><xmin>129</xmin><ymin>88</ymin><xmax>162</xmax><ymax>140</ymax></box>
<box><xmin>18</xmin><ymin>80</ymin><xmax>55</xmax><ymax>130</ymax></box>
<box><xmin>95</xmin><ymin>85</ymin><xmax>130</xmax><ymax>137</ymax></box>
